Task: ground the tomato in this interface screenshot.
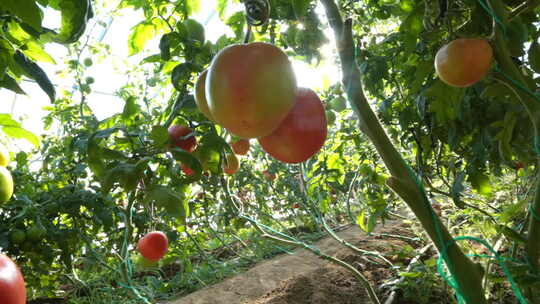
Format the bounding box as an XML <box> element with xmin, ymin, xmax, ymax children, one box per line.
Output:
<box><xmin>514</xmin><ymin>162</ymin><xmax>525</xmax><ymax>170</ymax></box>
<box><xmin>325</xmin><ymin>110</ymin><xmax>336</xmax><ymax>125</ymax></box>
<box><xmin>206</xmin><ymin>42</ymin><xmax>297</xmax><ymax>138</ymax></box>
<box><xmin>292</xmin><ymin>203</ymin><xmax>300</xmax><ymax>209</ymax></box>
<box><xmin>10</xmin><ymin>230</ymin><xmax>25</xmax><ymax>245</ymax></box>
<box><xmin>181</xmin><ymin>163</ymin><xmax>194</xmax><ymax>176</ymax></box>
<box><xmin>168</xmin><ymin>125</ymin><xmax>197</xmax><ymax>152</ymax></box>
<box><xmin>0</xmin><ymin>166</ymin><xmax>13</xmax><ymax>204</ymax></box>
<box><xmin>262</xmin><ymin>170</ymin><xmax>276</xmax><ymax>181</ymax></box>
<box><xmin>137</xmin><ymin>231</ymin><xmax>169</xmax><ymax>262</ymax></box>
<box><xmin>259</xmin><ymin>88</ymin><xmax>327</xmax><ymax>163</ymax></box>
<box><xmin>231</xmin><ymin>139</ymin><xmax>250</xmax><ymax>155</ymax></box>
<box><xmin>0</xmin><ymin>144</ymin><xmax>9</xmax><ymax>167</ymax></box>
<box><xmin>222</xmin><ymin>153</ymin><xmax>240</xmax><ymax>175</ymax></box>
<box><xmin>0</xmin><ymin>254</ymin><xmax>26</xmax><ymax>304</ymax></box>
<box><xmin>329</xmin><ymin>96</ymin><xmax>346</xmax><ymax>112</ymax></box>
<box><xmin>195</xmin><ymin>70</ymin><xmax>214</xmax><ymax>121</ymax></box>
<box><xmin>435</xmin><ymin>38</ymin><xmax>493</xmax><ymax>87</ymax></box>
<box><xmin>26</xmin><ymin>225</ymin><xmax>45</xmax><ymax>242</ymax></box>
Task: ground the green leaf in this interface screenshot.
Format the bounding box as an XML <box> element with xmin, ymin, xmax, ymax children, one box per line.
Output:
<box><xmin>144</xmin><ymin>185</ymin><xmax>189</xmax><ymax>221</ymax></box>
<box><xmin>159</xmin><ymin>34</ymin><xmax>171</xmax><ymax>61</ymax></box>
<box><xmin>217</xmin><ymin>0</ymin><xmax>228</xmax><ymax>19</ymax></box>
<box><xmin>0</xmin><ymin>75</ymin><xmax>26</xmax><ymax>95</ymax></box>
<box><xmin>170</xmin><ymin>147</ymin><xmax>203</xmax><ymax>181</ymax></box>
<box><xmin>171</xmin><ymin>63</ymin><xmax>196</xmax><ymax>91</ymax></box>
<box><xmin>528</xmin><ymin>42</ymin><xmax>540</xmax><ymax>74</ymax></box>
<box><xmin>468</xmin><ymin>171</ymin><xmax>492</xmax><ymax>197</ymax></box>
<box><xmin>0</xmin><ymin>114</ymin><xmax>40</xmax><ymax>147</ymax></box>
<box><xmin>399</xmin><ymin>9</ymin><xmax>423</xmax><ymax>53</ymax></box>
<box><xmin>425</xmin><ymin>80</ymin><xmax>465</xmax><ymax>124</ymax></box>
<box><xmin>22</xmin><ymin>41</ymin><xmax>56</xmax><ymax>64</ymax></box>
<box><xmin>292</xmin><ymin>0</ymin><xmax>313</xmax><ymax>19</ymax></box>
<box><xmin>128</xmin><ymin>21</ymin><xmax>157</xmax><ymax>56</ymax></box>
<box><xmin>122</xmin><ymin>96</ymin><xmax>140</xmax><ymax>120</ymax></box>
<box><xmin>54</xmin><ymin>0</ymin><xmax>93</xmax><ymax>44</ymax></box>
<box><xmin>1</xmin><ymin>0</ymin><xmax>43</xmax><ymax>30</ymax></box>
<box><xmin>149</xmin><ymin>125</ymin><xmax>169</xmax><ymax>148</ymax></box>
<box><xmin>13</xmin><ymin>51</ymin><xmax>55</xmax><ymax>102</ymax></box>
<box><xmin>499</xmin><ymin>225</ymin><xmax>527</xmax><ymax>243</ymax></box>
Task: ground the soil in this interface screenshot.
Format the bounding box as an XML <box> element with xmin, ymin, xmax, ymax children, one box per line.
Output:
<box><xmin>168</xmin><ymin>220</ymin><xmax>451</xmax><ymax>304</ymax></box>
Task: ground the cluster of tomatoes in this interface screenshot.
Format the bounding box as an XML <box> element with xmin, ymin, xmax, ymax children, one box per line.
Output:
<box><xmin>0</xmin><ymin>146</ymin><xmax>25</xmax><ymax>304</ymax></box>
<box><xmin>170</xmin><ymin>42</ymin><xmax>328</xmax><ymax>178</ymax></box>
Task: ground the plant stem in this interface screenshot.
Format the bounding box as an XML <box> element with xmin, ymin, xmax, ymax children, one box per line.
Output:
<box><xmin>319</xmin><ymin>0</ymin><xmax>487</xmax><ymax>302</ymax></box>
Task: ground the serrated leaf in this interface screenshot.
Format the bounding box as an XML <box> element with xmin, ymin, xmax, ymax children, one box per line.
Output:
<box><xmin>170</xmin><ymin>147</ymin><xmax>203</xmax><ymax>181</ymax></box>
<box><xmin>0</xmin><ymin>114</ymin><xmax>40</xmax><ymax>147</ymax></box>
<box><xmin>0</xmin><ymin>75</ymin><xmax>26</xmax><ymax>94</ymax></box>
<box><xmin>528</xmin><ymin>42</ymin><xmax>540</xmax><ymax>73</ymax></box>
<box><xmin>425</xmin><ymin>80</ymin><xmax>465</xmax><ymax>124</ymax></box>
<box><xmin>128</xmin><ymin>21</ymin><xmax>157</xmax><ymax>56</ymax></box>
<box><xmin>1</xmin><ymin>0</ymin><xmax>43</xmax><ymax>30</ymax></box>
<box><xmin>13</xmin><ymin>50</ymin><xmax>55</xmax><ymax>102</ymax></box>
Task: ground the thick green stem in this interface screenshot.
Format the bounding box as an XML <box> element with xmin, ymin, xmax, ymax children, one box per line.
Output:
<box><xmin>319</xmin><ymin>0</ymin><xmax>487</xmax><ymax>303</ymax></box>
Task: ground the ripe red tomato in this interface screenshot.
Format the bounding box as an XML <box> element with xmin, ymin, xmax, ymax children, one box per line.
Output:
<box><xmin>181</xmin><ymin>164</ymin><xmax>194</xmax><ymax>176</ymax></box>
<box><xmin>206</xmin><ymin>42</ymin><xmax>297</xmax><ymax>138</ymax></box>
<box><xmin>222</xmin><ymin>153</ymin><xmax>240</xmax><ymax>175</ymax></box>
<box><xmin>231</xmin><ymin>139</ymin><xmax>250</xmax><ymax>155</ymax></box>
<box><xmin>262</xmin><ymin>170</ymin><xmax>276</xmax><ymax>181</ymax></box>
<box><xmin>195</xmin><ymin>70</ymin><xmax>214</xmax><ymax>120</ymax></box>
<box><xmin>292</xmin><ymin>203</ymin><xmax>300</xmax><ymax>209</ymax></box>
<box><xmin>168</xmin><ymin>125</ymin><xmax>197</xmax><ymax>152</ymax></box>
<box><xmin>0</xmin><ymin>254</ymin><xmax>26</xmax><ymax>304</ymax></box>
<box><xmin>259</xmin><ymin>88</ymin><xmax>327</xmax><ymax>163</ymax></box>
<box><xmin>137</xmin><ymin>231</ymin><xmax>169</xmax><ymax>262</ymax></box>
<box><xmin>435</xmin><ymin>38</ymin><xmax>493</xmax><ymax>87</ymax></box>
<box><xmin>514</xmin><ymin>162</ymin><xmax>525</xmax><ymax>170</ymax></box>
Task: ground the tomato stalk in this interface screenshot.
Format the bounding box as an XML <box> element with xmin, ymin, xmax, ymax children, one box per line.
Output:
<box><xmin>319</xmin><ymin>0</ymin><xmax>487</xmax><ymax>303</ymax></box>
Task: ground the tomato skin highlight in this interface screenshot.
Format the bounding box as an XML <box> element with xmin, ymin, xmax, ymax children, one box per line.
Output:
<box><xmin>259</xmin><ymin>88</ymin><xmax>327</xmax><ymax>163</ymax></box>
<box><xmin>195</xmin><ymin>70</ymin><xmax>213</xmax><ymax>120</ymax></box>
<box><xmin>206</xmin><ymin>42</ymin><xmax>297</xmax><ymax>138</ymax></box>
<box><xmin>0</xmin><ymin>254</ymin><xmax>26</xmax><ymax>304</ymax></box>
<box><xmin>168</xmin><ymin>125</ymin><xmax>197</xmax><ymax>152</ymax></box>
<box><xmin>435</xmin><ymin>38</ymin><xmax>493</xmax><ymax>87</ymax></box>
<box><xmin>231</xmin><ymin>139</ymin><xmax>250</xmax><ymax>155</ymax></box>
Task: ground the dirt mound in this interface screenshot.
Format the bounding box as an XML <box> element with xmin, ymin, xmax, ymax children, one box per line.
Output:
<box><xmin>169</xmin><ymin>221</ymin><xmax>448</xmax><ymax>304</ymax></box>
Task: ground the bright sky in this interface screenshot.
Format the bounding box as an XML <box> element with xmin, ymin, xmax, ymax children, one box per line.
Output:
<box><xmin>0</xmin><ymin>0</ymin><xmax>340</xmax><ymax>152</ymax></box>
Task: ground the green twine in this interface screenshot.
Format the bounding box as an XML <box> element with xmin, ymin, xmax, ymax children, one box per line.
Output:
<box><xmin>476</xmin><ymin>0</ymin><xmax>506</xmax><ymax>36</ymax></box>
<box><xmin>529</xmin><ymin>203</ymin><xmax>540</xmax><ymax>222</ymax></box>
<box><xmin>437</xmin><ymin>236</ymin><xmax>528</xmax><ymax>304</ymax></box>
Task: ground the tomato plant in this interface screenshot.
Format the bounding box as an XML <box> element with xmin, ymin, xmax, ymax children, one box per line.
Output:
<box><xmin>259</xmin><ymin>88</ymin><xmax>327</xmax><ymax>163</ymax></box>
<box><xmin>206</xmin><ymin>42</ymin><xmax>297</xmax><ymax>138</ymax></box>
<box><xmin>137</xmin><ymin>231</ymin><xmax>169</xmax><ymax>262</ymax></box>
<box><xmin>0</xmin><ymin>254</ymin><xmax>26</xmax><ymax>304</ymax></box>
